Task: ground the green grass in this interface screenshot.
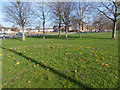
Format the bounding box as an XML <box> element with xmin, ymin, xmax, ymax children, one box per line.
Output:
<box><xmin>2</xmin><ymin>32</ymin><xmax>118</xmax><ymax>88</ymax></box>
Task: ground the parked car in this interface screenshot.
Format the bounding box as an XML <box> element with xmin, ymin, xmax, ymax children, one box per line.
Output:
<box><xmin>75</xmin><ymin>31</ymin><xmax>83</xmax><ymax>34</ymax></box>
<box><xmin>0</xmin><ymin>32</ymin><xmax>9</xmax><ymax>38</ymax></box>
<box><xmin>16</xmin><ymin>33</ymin><xmax>26</xmax><ymax>36</ymax></box>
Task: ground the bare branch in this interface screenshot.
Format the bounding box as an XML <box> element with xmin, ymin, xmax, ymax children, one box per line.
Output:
<box><xmin>4</xmin><ymin>1</ymin><xmax>35</xmax><ymax>28</ymax></box>
<box><xmin>97</xmin><ymin>8</ymin><xmax>114</xmax><ymax>21</ymax></box>
<box><xmin>118</xmin><ymin>13</ymin><xmax>120</xmax><ymax>16</ymax></box>
<box><xmin>3</xmin><ymin>1</ymin><xmax>36</xmax><ymax>41</ymax></box>
<box><xmin>101</xmin><ymin>2</ymin><xmax>115</xmax><ymax>15</ymax></box>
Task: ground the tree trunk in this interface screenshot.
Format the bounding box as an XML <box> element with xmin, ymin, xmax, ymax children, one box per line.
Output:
<box><xmin>42</xmin><ymin>6</ymin><xmax>45</xmax><ymax>39</ymax></box>
<box><xmin>43</xmin><ymin>17</ymin><xmax>45</xmax><ymax>39</ymax></box>
<box><xmin>3</xmin><ymin>36</ymin><xmax>5</xmax><ymax>39</ymax></box>
<box><xmin>87</xmin><ymin>26</ymin><xmax>89</xmax><ymax>33</ymax></box>
<box><xmin>22</xmin><ymin>27</ymin><xmax>25</xmax><ymax>41</ymax></box>
<box><xmin>59</xmin><ymin>19</ymin><xmax>61</xmax><ymax>38</ymax></box>
<box><xmin>43</xmin><ymin>25</ymin><xmax>45</xmax><ymax>39</ymax></box>
<box><xmin>79</xmin><ymin>22</ymin><xmax>81</xmax><ymax>38</ymax></box>
<box><xmin>82</xmin><ymin>21</ymin><xmax>84</xmax><ymax>32</ymax></box>
<box><xmin>112</xmin><ymin>20</ymin><xmax>117</xmax><ymax>39</ymax></box>
<box><xmin>59</xmin><ymin>25</ymin><xmax>61</xmax><ymax>38</ymax></box>
<box><xmin>65</xmin><ymin>25</ymin><xmax>68</xmax><ymax>39</ymax></box>
<box><xmin>38</xmin><ymin>29</ymin><xmax>40</xmax><ymax>32</ymax></box>
<box><xmin>112</xmin><ymin>2</ymin><xmax>118</xmax><ymax>40</ymax></box>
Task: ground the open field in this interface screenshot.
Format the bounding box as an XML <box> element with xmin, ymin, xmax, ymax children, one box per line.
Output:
<box><xmin>1</xmin><ymin>32</ymin><xmax>118</xmax><ymax>88</ymax></box>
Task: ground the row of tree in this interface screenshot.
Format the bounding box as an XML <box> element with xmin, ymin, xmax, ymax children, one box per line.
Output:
<box><xmin>92</xmin><ymin>13</ymin><xmax>120</xmax><ymax>31</ymax></box>
<box><xmin>3</xmin><ymin>0</ymin><xmax>120</xmax><ymax>41</ymax></box>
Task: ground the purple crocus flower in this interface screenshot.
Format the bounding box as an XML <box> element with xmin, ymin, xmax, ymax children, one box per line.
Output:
<box><xmin>14</xmin><ymin>59</ymin><xmax>18</xmax><ymax>61</ymax></box>
<box><xmin>79</xmin><ymin>73</ymin><xmax>83</xmax><ymax>78</ymax></box>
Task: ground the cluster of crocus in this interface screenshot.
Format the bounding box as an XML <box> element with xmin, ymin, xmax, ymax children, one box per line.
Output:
<box><xmin>5</xmin><ymin>43</ymin><xmax>110</xmax><ymax>87</ymax></box>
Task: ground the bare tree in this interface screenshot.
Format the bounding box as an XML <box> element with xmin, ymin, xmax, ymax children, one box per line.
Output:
<box><xmin>41</xmin><ymin>3</ymin><xmax>45</xmax><ymax>39</ymax></box>
<box><xmin>48</xmin><ymin>2</ymin><xmax>63</xmax><ymax>38</ymax></box>
<box><xmin>117</xmin><ymin>16</ymin><xmax>120</xmax><ymax>30</ymax></box>
<box><xmin>3</xmin><ymin>0</ymin><xmax>35</xmax><ymax>41</ymax></box>
<box><xmin>93</xmin><ymin>13</ymin><xmax>114</xmax><ymax>32</ymax></box>
<box><xmin>35</xmin><ymin>2</ymin><xmax>47</xmax><ymax>39</ymax></box>
<box><xmin>61</xmin><ymin>2</ymin><xmax>75</xmax><ymax>39</ymax></box>
<box><xmin>102</xmin><ymin>16</ymin><xmax>113</xmax><ymax>30</ymax></box>
<box><xmin>75</xmin><ymin>2</ymin><xmax>90</xmax><ymax>37</ymax></box>
<box><xmin>71</xmin><ymin>15</ymin><xmax>78</xmax><ymax>32</ymax></box>
<box><xmin>96</xmin><ymin>0</ymin><xmax>120</xmax><ymax>39</ymax></box>
<box><xmin>86</xmin><ymin>16</ymin><xmax>91</xmax><ymax>32</ymax></box>
<box><xmin>93</xmin><ymin>14</ymin><xmax>104</xmax><ymax>31</ymax></box>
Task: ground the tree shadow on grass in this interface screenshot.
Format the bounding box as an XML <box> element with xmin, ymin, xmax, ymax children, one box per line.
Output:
<box><xmin>1</xmin><ymin>46</ymin><xmax>93</xmax><ymax>89</ymax></box>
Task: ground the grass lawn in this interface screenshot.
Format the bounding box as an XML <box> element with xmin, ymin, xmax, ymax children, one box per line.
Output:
<box><xmin>1</xmin><ymin>32</ymin><xmax>118</xmax><ymax>88</ymax></box>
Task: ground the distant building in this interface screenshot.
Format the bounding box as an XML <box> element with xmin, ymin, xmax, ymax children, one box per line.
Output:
<box><xmin>0</xmin><ymin>27</ymin><xmax>21</xmax><ymax>33</ymax></box>
<box><xmin>71</xmin><ymin>20</ymin><xmax>88</xmax><ymax>32</ymax></box>
<box><xmin>11</xmin><ymin>27</ymin><xmax>20</xmax><ymax>33</ymax></box>
<box><xmin>53</xmin><ymin>25</ymin><xmax>73</xmax><ymax>32</ymax></box>
<box><xmin>24</xmin><ymin>27</ymin><xmax>53</xmax><ymax>33</ymax></box>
